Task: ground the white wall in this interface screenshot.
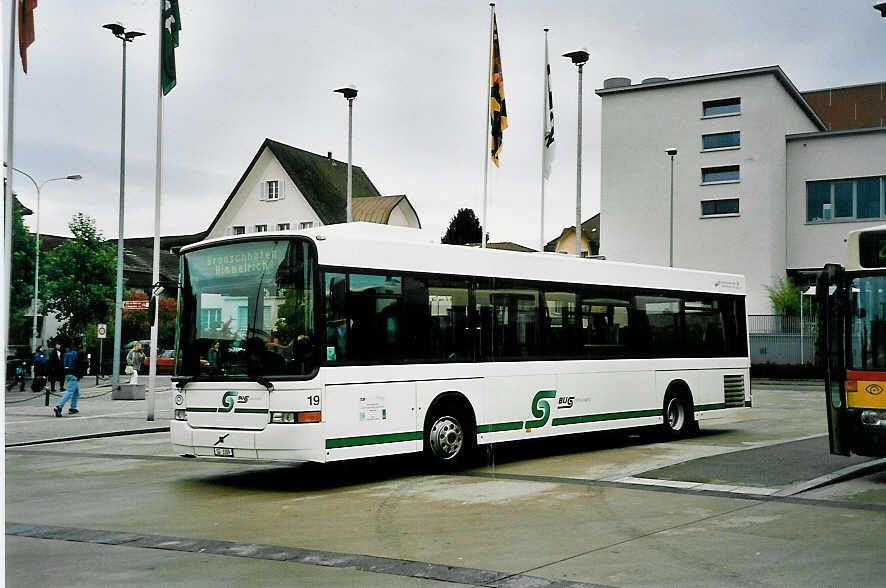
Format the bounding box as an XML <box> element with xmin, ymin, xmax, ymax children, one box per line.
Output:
<box><xmin>208</xmin><ymin>148</ymin><xmax>323</xmax><ymax>239</ymax></box>
<box><xmin>599</xmin><ymin>72</ymin><xmax>818</xmax><ymax>314</ymax></box>
<box><xmin>786</xmin><ymin>130</ymin><xmax>886</xmax><ymax>269</ymax></box>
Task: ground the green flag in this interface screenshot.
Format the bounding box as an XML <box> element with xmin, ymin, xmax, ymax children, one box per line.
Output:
<box><xmin>161</xmin><ymin>0</ymin><xmax>181</xmax><ymax>95</ymax></box>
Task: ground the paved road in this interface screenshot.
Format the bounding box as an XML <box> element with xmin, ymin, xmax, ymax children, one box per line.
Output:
<box><xmin>6</xmin><ymin>382</ymin><xmax>886</xmax><ymax>586</ymax></box>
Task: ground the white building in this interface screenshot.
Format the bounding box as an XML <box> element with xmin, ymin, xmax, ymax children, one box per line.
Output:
<box><xmin>206</xmin><ymin>138</ymin><xmax>420</xmax><ymax>239</ymax></box>
<box><xmin>596</xmin><ymin>66</ymin><xmax>886</xmax><ymax>314</ymax></box>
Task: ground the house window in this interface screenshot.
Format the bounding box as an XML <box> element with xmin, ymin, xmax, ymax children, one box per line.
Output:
<box><xmin>701</xmin><ymin>198</ymin><xmax>740</xmax><ymax>216</ymax></box>
<box><xmin>232</xmin><ymin>225</ymin><xmax>246</xmax><ymax>235</ymax></box>
<box><xmin>807</xmin><ymin>176</ymin><xmax>886</xmax><ymax>222</ymax></box>
<box><xmin>703</xmin><ymin>97</ymin><xmax>740</xmax><ymax>117</ymax></box>
<box><xmin>255</xmin><ymin>224</ymin><xmax>268</xmax><ymax>232</ymax></box>
<box><xmin>702</xmin><ymin>165</ymin><xmax>740</xmax><ymax>183</ymax></box>
<box><xmin>702</xmin><ymin>131</ymin><xmax>740</xmax><ymax>150</ymax></box>
<box><xmin>300</xmin><ymin>221</ymin><xmax>314</xmax><ymax>229</ymax></box>
<box><xmin>266</xmin><ymin>180</ymin><xmax>280</xmax><ymax>200</ymax></box>
<box><xmin>277</xmin><ymin>222</ymin><xmax>291</xmax><ymax>231</ymax></box>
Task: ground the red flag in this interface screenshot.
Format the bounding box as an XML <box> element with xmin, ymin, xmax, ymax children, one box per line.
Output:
<box><xmin>18</xmin><ymin>0</ymin><xmax>37</xmax><ymax>73</ymax></box>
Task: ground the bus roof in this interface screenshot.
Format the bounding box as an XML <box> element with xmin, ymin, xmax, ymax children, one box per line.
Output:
<box><xmin>845</xmin><ymin>223</ymin><xmax>886</xmax><ymax>271</ymax></box>
<box><xmin>181</xmin><ymin>222</ymin><xmax>746</xmax><ymax>296</ymax></box>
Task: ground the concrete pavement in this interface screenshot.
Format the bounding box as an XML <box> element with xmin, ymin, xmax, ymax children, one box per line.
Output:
<box><xmin>5</xmin><ymin>376</ymin><xmax>173</xmax><ymax>446</ymax></box>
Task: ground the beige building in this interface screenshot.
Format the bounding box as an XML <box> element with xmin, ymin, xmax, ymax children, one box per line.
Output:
<box><xmin>206</xmin><ymin>138</ymin><xmax>420</xmax><ymax>238</ymax></box>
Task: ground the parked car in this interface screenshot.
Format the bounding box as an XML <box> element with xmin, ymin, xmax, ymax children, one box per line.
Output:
<box><xmin>142</xmin><ymin>349</ymin><xmax>208</xmax><ymax>374</ymax></box>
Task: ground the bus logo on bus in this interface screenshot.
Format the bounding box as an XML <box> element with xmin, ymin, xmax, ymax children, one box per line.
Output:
<box><xmin>220</xmin><ymin>391</ymin><xmax>236</xmax><ymax>413</ymax></box>
<box><xmin>865</xmin><ymin>384</ymin><xmax>883</xmax><ymax>396</ymax></box>
<box><xmin>526</xmin><ymin>390</ymin><xmax>557</xmax><ymax>429</ymax></box>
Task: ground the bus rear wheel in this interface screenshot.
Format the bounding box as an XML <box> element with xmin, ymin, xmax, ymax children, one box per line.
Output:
<box><xmin>424</xmin><ymin>406</ymin><xmax>474</xmax><ymax>469</ymax></box>
<box><xmin>662</xmin><ymin>391</ymin><xmax>696</xmax><ymax>439</ymax></box>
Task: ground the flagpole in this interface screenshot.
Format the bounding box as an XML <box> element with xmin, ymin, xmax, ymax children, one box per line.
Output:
<box><xmin>4</xmin><ymin>0</ymin><xmax>20</xmax><ymax>480</ymax></box>
<box><xmin>481</xmin><ymin>3</ymin><xmax>494</xmax><ymax>249</ymax></box>
<box><xmin>147</xmin><ymin>0</ymin><xmax>164</xmax><ymax>422</ymax></box>
<box><xmin>539</xmin><ymin>28</ymin><xmax>549</xmax><ymax>252</ymax></box>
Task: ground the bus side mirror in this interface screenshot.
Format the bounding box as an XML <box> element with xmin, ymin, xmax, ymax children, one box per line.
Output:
<box><xmin>148</xmin><ymin>295</ymin><xmax>157</xmax><ymax>327</ymax></box>
<box><xmin>330</xmin><ymin>277</ymin><xmax>346</xmax><ymax>313</ymax></box>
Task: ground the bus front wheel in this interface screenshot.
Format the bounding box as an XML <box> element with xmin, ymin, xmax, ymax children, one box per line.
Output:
<box><xmin>424</xmin><ymin>405</ymin><xmax>474</xmax><ymax>469</ymax></box>
<box><xmin>662</xmin><ymin>391</ymin><xmax>696</xmax><ymax>439</ymax></box>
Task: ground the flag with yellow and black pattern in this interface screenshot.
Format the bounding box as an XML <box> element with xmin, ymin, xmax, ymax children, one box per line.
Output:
<box><xmin>490</xmin><ymin>13</ymin><xmax>508</xmax><ymax>167</ymax></box>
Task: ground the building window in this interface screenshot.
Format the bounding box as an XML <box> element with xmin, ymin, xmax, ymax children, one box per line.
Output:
<box><xmin>702</xmin><ymin>97</ymin><xmax>740</xmax><ymax>117</ymax></box>
<box><xmin>255</xmin><ymin>224</ymin><xmax>268</xmax><ymax>232</ymax></box>
<box><xmin>299</xmin><ymin>221</ymin><xmax>314</xmax><ymax>229</ymax></box>
<box><xmin>277</xmin><ymin>223</ymin><xmax>291</xmax><ymax>231</ymax></box>
<box><xmin>266</xmin><ymin>180</ymin><xmax>280</xmax><ymax>200</ymax></box>
<box><xmin>701</xmin><ymin>198</ymin><xmax>740</xmax><ymax>216</ymax></box>
<box><xmin>702</xmin><ymin>165</ymin><xmax>740</xmax><ymax>183</ymax></box>
<box><xmin>702</xmin><ymin>131</ymin><xmax>740</xmax><ymax>150</ymax></box>
<box><xmin>807</xmin><ymin>176</ymin><xmax>886</xmax><ymax>222</ymax></box>
<box><xmin>232</xmin><ymin>226</ymin><xmax>245</xmax><ymax>235</ymax></box>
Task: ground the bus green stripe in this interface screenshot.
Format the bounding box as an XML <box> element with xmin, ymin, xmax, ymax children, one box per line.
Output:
<box><xmin>694</xmin><ymin>403</ymin><xmax>726</xmax><ymax>411</ymax></box>
<box><xmin>326</xmin><ymin>431</ymin><xmax>422</xmax><ymax>449</ymax></box>
<box><xmin>477</xmin><ymin>421</ymin><xmax>524</xmax><ymax>433</ymax></box>
<box><xmin>186</xmin><ymin>407</ymin><xmax>269</xmax><ymax>414</ymax></box>
<box><xmin>551</xmin><ymin>408</ymin><xmax>662</xmax><ymax>426</ymax></box>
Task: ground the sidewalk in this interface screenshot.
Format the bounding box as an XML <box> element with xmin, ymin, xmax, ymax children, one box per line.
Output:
<box><xmin>4</xmin><ymin>376</ymin><xmax>173</xmax><ymax>446</ymax></box>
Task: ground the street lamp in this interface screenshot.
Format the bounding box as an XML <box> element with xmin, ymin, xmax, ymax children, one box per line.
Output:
<box><xmin>665</xmin><ymin>148</ymin><xmax>678</xmax><ymax>267</ymax></box>
<box><xmin>5</xmin><ymin>165</ymin><xmax>81</xmax><ymax>354</ymax></box>
<box><xmin>334</xmin><ymin>85</ymin><xmax>358</xmax><ymax>223</ymax></box>
<box><xmin>563</xmin><ymin>48</ymin><xmax>590</xmax><ymax>258</ymax></box>
<box><xmin>104</xmin><ymin>22</ymin><xmax>145</xmax><ymax>390</ymax></box>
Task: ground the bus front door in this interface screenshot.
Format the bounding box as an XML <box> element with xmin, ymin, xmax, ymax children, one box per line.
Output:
<box><xmin>817</xmin><ymin>266</ymin><xmax>849</xmax><ymax>456</ymax></box>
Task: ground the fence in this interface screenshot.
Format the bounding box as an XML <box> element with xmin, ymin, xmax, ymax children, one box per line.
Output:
<box><xmin>748</xmin><ymin>315</ymin><xmax>816</xmax><ymax>366</ymax></box>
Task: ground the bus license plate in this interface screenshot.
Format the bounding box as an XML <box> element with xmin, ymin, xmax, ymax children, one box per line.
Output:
<box><xmin>213</xmin><ymin>447</ymin><xmax>233</xmax><ymax>457</ymax></box>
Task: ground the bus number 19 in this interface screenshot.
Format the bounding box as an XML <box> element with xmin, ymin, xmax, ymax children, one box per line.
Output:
<box><xmin>308</xmin><ymin>394</ymin><xmax>320</xmax><ymax>407</ymax></box>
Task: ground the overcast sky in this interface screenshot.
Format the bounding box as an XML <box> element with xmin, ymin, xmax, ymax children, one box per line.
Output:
<box><xmin>4</xmin><ymin>0</ymin><xmax>885</xmax><ymax>248</ymax></box>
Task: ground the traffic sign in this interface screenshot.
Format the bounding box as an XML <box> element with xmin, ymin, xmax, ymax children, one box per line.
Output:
<box><xmin>123</xmin><ymin>300</ymin><xmax>150</xmax><ymax>310</ymax></box>
<box><xmin>97</xmin><ymin>323</ymin><xmax>108</xmax><ymax>339</ymax></box>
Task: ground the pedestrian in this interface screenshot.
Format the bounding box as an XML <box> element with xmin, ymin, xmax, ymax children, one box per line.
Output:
<box><xmin>46</xmin><ymin>342</ymin><xmax>64</xmax><ymax>393</ymax></box>
<box><xmin>54</xmin><ymin>344</ymin><xmax>81</xmax><ymax>417</ymax></box>
<box><xmin>32</xmin><ymin>345</ymin><xmax>48</xmax><ymax>391</ymax></box>
<box><xmin>14</xmin><ymin>359</ymin><xmax>27</xmax><ymax>391</ymax></box>
<box><xmin>126</xmin><ymin>342</ymin><xmax>146</xmax><ymax>385</ymax></box>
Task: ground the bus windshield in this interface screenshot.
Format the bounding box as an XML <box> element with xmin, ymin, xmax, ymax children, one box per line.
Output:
<box><xmin>179</xmin><ymin>238</ymin><xmax>317</xmax><ymax>378</ymax></box>
<box><xmin>850</xmin><ymin>274</ymin><xmax>886</xmax><ymax>371</ymax></box>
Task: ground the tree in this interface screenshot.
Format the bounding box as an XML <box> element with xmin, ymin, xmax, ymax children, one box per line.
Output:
<box><xmin>10</xmin><ymin>201</ymin><xmax>36</xmax><ymax>343</ymax></box>
<box><xmin>41</xmin><ymin>213</ymin><xmax>116</xmax><ymax>339</ymax></box>
<box><xmin>766</xmin><ymin>276</ymin><xmax>811</xmax><ymax>317</ymax></box>
<box><xmin>441</xmin><ymin>208</ymin><xmax>483</xmax><ymax>245</ymax></box>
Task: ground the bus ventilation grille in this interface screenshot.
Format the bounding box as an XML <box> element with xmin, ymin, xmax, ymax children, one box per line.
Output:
<box><xmin>723</xmin><ymin>375</ymin><xmax>745</xmax><ymax>408</ymax></box>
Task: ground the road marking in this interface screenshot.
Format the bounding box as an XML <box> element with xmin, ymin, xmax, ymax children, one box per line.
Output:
<box><xmin>614</xmin><ymin>476</ymin><xmax>781</xmax><ymax>496</ymax></box>
<box><xmin>5</xmin><ymin>522</ymin><xmax>611</xmax><ymax>588</ymax></box>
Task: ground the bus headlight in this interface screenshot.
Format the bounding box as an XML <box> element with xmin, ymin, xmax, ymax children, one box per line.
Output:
<box><xmin>860</xmin><ymin>410</ymin><xmax>886</xmax><ymax>427</ymax></box>
<box><xmin>270</xmin><ymin>411</ymin><xmax>321</xmax><ymax>424</ymax></box>
<box><xmin>174</xmin><ymin>409</ymin><xmax>187</xmax><ymax>421</ymax></box>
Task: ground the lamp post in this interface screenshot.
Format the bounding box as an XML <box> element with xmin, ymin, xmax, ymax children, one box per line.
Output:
<box><xmin>104</xmin><ymin>22</ymin><xmax>145</xmax><ymax>390</ymax></box>
<box><xmin>665</xmin><ymin>148</ymin><xmax>677</xmax><ymax>267</ymax></box>
<box><xmin>563</xmin><ymin>48</ymin><xmax>590</xmax><ymax>258</ymax></box>
<box><xmin>6</xmin><ymin>166</ymin><xmax>82</xmax><ymax>354</ymax></box>
<box><xmin>334</xmin><ymin>85</ymin><xmax>358</xmax><ymax>223</ymax></box>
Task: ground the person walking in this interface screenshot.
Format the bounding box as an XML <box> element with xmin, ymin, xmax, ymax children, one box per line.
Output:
<box><xmin>46</xmin><ymin>342</ymin><xmax>64</xmax><ymax>393</ymax></box>
<box><xmin>54</xmin><ymin>344</ymin><xmax>81</xmax><ymax>417</ymax></box>
<box><xmin>14</xmin><ymin>359</ymin><xmax>27</xmax><ymax>391</ymax></box>
<box><xmin>126</xmin><ymin>342</ymin><xmax>146</xmax><ymax>385</ymax></box>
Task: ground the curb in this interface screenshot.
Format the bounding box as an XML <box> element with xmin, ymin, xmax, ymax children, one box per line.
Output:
<box><xmin>6</xmin><ymin>427</ymin><xmax>171</xmax><ymax>448</ymax></box>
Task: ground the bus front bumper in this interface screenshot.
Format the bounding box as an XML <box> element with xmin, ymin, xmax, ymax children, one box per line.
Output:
<box><xmin>171</xmin><ymin>420</ymin><xmax>327</xmax><ymax>462</ymax></box>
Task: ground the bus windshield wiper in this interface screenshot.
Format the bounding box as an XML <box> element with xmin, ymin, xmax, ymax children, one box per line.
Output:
<box><xmin>252</xmin><ymin>376</ymin><xmax>274</xmax><ymax>393</ymax></box>
<box><xmin>173</xmin><ymin>376</ymin><xmax>194</xmax><ymax>389</ymax></box>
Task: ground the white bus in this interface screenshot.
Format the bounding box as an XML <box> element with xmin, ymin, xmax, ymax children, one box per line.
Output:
<box><xmin>171</xmin><ymin>223</ymin><xmax>750</xmax><ymax>467</ymax></box>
